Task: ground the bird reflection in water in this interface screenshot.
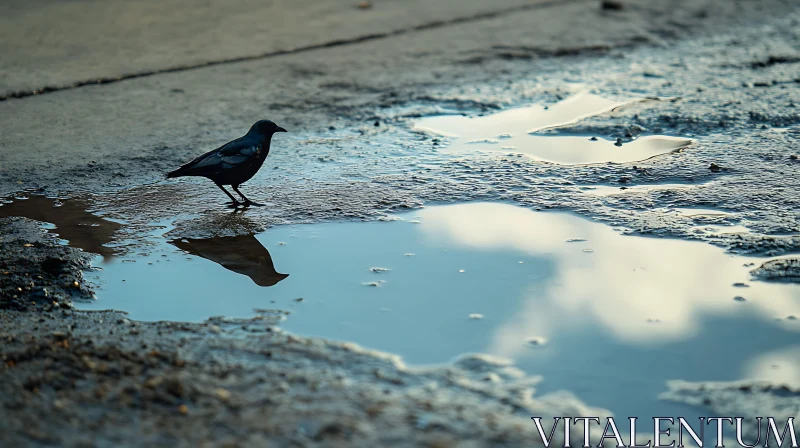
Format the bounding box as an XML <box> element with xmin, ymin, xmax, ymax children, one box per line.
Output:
<box><xmin>170</xmin><ymin>235</ymin><xmax>288</xmax><ymax>287</ymax></box>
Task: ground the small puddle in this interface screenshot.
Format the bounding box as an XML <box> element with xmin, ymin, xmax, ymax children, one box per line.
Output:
<box><xmin>0</xmin><ymin>195</ymin><xmax>122</xmax><ymax>258</ymax></box>
<box><xmin>4</xmin><ymin>197</ymin><xmax>799</xmax><ymax>423</ymax></box>
<box><xmin>414</xmin><ymin>92</ymin><xmax>693</xmax><ymax>164</ymax></box>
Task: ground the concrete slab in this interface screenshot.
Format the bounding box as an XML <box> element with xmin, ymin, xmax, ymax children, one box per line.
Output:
<box><xmin>0</xmin><ymin>0</ymin><xmax>549</xmax><ymax>96</ymax></box>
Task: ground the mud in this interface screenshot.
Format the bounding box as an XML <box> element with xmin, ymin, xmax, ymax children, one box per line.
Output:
<box><xmin>751</xmin><ymin>258</ymin><xmax>800</xmax><ymax>283</ymax></box>
<box><xmin>0</xmin><ymin>217</ymin><xmax>95</xmax><ymax>311</ymax></box>
<box><xmin>661</xmin><ymin>379</ymin><xmax>800</xmax><ymax>441</ymax></box>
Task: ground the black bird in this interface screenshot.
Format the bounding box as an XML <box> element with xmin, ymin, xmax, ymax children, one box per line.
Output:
<box><xmin>167</xmin><ymin>120</ymin><xmax>287</xmax><ymax>207</ymax></box>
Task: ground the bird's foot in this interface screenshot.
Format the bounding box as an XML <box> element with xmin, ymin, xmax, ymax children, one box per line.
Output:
<box><xmin>243</xmin><ymin>200</ymin><xmax>265</xmax><ymax>207</ymax></box>
<box><xmin>225</xmin><ymin>201</ymin><xmax>244</xmax><ymax>209</ymax></box>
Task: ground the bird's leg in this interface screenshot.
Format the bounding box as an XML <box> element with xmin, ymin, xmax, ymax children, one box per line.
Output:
<box><xmin>215</xmin><ymin>183</ymin><xmax>241</xmax><ymax>207</ymax></box>
<box><xmin>232</xmin><ymin>185</ymin><xmax>264</xmax><ymax>206</ymax></box>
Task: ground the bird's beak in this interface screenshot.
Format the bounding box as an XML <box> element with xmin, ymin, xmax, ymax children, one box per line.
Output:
<box><xmin>276</xmin><ymin>127</ymin><xmax>287</xmax><ymax>133</ymax></box>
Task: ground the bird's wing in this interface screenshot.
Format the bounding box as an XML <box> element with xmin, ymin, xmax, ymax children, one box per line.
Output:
<box><xmin>218</xmin><ymin>140</ymin><xmax>261</xmax><ymax>157</ymax></box>
<box><xmin>181</xmin><ymin>139</ymin><xmax>261</xmax><ymax>174</ymax></box>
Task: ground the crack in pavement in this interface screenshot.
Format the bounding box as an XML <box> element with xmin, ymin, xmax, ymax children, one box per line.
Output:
<box><xmin>0</xmin><ymin>0</ymin><xmax>589</xmax><ymax>102</ymax></box>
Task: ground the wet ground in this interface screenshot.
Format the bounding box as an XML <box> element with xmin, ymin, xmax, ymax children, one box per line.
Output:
<box><xmin>2</xmin><ymin>0</ymin><xmax>800</xmax><ymax>445</ymax></box>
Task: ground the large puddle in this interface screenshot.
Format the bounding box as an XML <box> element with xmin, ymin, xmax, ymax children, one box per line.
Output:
<box><xmin>13</xmin><ymin>197</ymin><xmax>796</xmax><ymax>420</ymax></box>
<box><xmin>4</xmin><ymin>196</ymin><xmax>799</xmax><ymax>424</ymax></box>
<box><xmin>414</xmin><ymin>92</ymin><xmax>693</xmax><ymax>164</ymax></box>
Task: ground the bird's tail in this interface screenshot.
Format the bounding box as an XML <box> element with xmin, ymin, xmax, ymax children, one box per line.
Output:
<box><xmin>166</xmin><ymin>167</ymin><xmax>186</xmax><ymax>179</ymax></box>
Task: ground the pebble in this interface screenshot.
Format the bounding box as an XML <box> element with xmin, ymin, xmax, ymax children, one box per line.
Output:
<box><xmin>214</xmin><ymin>388</ymin><xmax>231</xmax><ymax>401</ymax></box>
<box><xmin>144</xmin><ymin>376</ymin><xmax>164</xmax><ymax>388</ymax></box>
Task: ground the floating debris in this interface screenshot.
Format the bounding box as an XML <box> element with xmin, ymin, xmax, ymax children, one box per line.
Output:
<box><xmin>733</xmin><ymin>296</ymin><xmax>747</xmax><ymax>302</ymax></box>
<box><xmin>363</xmin><ymin>280</ymin><xmax>385</xmax><ymax>287</ymax></box>
<box><xmin>469</xmin><ymin>314</ymin><xmax>484</xmax><ymax>320</ymax></box>
<box><xmin>369</xmin><ymin>267</ymin><xmax>391</xmax><ymax>273</ymax></box>
<box><xmin>525</xmin><ymin>336</ymin><xmax>547</xmax><ymax>347</ymax></box>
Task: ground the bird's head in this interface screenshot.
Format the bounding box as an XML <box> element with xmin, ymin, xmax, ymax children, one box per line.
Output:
<box><xmin>249</xmin><ymin>120</ymin><xmax>287</xmax><ymax>137</ymax></box>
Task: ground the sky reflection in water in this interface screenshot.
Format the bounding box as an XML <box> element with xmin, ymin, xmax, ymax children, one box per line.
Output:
<box><xmin>413</xmin><ymin>92</ymin><xmax>693</xmax><ymax>164</ymax></box>
<box><xmin>81</xmin><ymin>202</ymin><xmax>800</xmax><ymax>420</ymax></box>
